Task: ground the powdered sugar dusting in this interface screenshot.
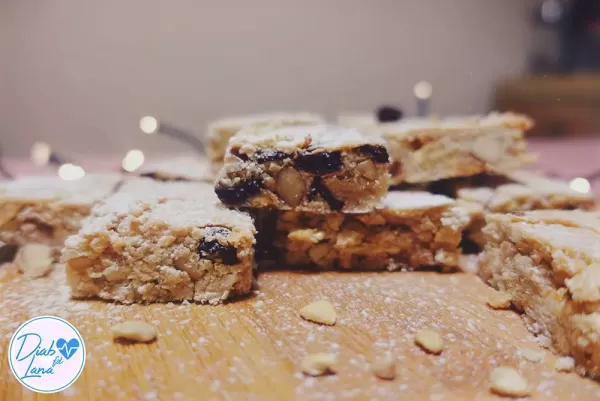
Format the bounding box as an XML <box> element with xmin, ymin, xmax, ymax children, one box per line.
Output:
<box><xmin>0</xmin><ymin>265</ymin><xmax>598</xmax><ymax>400</ymax></box>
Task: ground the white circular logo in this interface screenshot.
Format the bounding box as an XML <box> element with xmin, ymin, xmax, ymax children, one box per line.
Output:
<box><xmin>8</xmin><ymin>316</ymin><xmax>86</xmax><ymax>393</ymax></box>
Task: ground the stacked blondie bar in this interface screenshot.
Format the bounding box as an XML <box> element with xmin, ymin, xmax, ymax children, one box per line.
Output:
<box><xmin>213</xmin><ymin>123</ymin><xmax>470</xmax><ymax>271</ymax></box>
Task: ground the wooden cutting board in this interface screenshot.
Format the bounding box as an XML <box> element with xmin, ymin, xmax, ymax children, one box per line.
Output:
<box><xmin>1</xmin><ymin>262</ymin><xmax>599</xmax><ymax>401</ymax></box>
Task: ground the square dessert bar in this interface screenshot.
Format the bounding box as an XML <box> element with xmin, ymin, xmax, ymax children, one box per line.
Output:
<box><xmin>0</xmin><ymin>174</ymin><xmax>122</xmax><ymax>247</ymax></box>
<box><xmin>206</xmin><ymin>112</ymin><xmax>324</xmax><ymax>170</ymax></box>
<box><xmin>457</xmin><ymin>170</ymin><xmax>596</xmax><ymax>213</ymax></box>
<box><xmin>139</xmin><ymin>155</ymin><xmax>213</xmax><ymax>182</ymax></box>
<box><xmin>381</xmin><ymin>112</ymin><xmax>534</xmax><ymax>185</ymax></box>
<box><xmin>215</xmin><ymin>124</ymin><xmax>391</xmax><ymax>213</ymax></box>
<box><xmin>455</xmin><ymin>171</ymin><xmax>596</xmax><ymax>248</ymax></box>
<box><xmin>267</xmin><ymin>192</ymin><xmax>470</xmax><ymax>270</ymax></box>
<box><xmin>479</xmin><ymin>211</ymin><xmax>600</xmax><ymax>377</ymax></box>
<box><xmin>62</xmin><ymin>197</ymin><xmax>256</xmax><ymax>304</ymax></box>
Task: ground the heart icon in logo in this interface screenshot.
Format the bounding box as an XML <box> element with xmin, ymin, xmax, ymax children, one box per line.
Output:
<box><xmin>56</xmin><ymin>338</ymin><xmax>80</xmax><ymax>360</ymax></box>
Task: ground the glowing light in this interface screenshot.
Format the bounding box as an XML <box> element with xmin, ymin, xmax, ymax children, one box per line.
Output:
<box><xmin>414</xmin><ymin>81</ymin><xmax>433</xmax><ymax>100</ymax></box>
<box><xmin>569</xmin><ymin>177</ymin><xmax>591</xmax><ymax>194</ymax></box>
<box><xmin>122</xmin><ymin>149</ymin><xmax>145</xmax><ymax>172</ymax></box>
<box><xmin>140</xmin><ymin>116</ymin><xmax>158</xmax><ymax>134</ymax></box>
<box><xmin>31</xmin><ymin>142</ymin><xmax>51</xmax><ymax>166</ymax></box>
<box><xmin>58</xmin><ymin>163</ymin><xmax>85</xmax><ymax>181</ymax></box>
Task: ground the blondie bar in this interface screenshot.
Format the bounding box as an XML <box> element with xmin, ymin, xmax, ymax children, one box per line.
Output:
<box><xmin>139</xmin><ymin>155</ymin><xmax>213</xmax><ymax>182</ymax></box>
<box><xmin>62</xmin><ymin>197</ymin><xmax>256</xmax><ymax>304</ymax></box>
<box><xmin>206</xmin><ymin>112</ymin><xmax>324</xmax><ymax>170</ymax></box>
<box><xmin>479</xmin><ymin>211</ymin><xmax>600</xmax><ymax>377</ymax></box>
<box><xmin>265</xmin><ymin>192</ymin><xmax>469</xmax><ymax>270</ymax></box>
<box><xmin>457</xmin><ymin>171</ymin><xmax>595</xmax><ymax>213</ymax></box>
<box><xmin>381</xmin><ymin>113</ymin><xmax>534</xmax><ymax>184</ymax></box>
<box><xmin>456</xmin><ymin>171</ymin><xmax>596</xmax><ymax>249</ymax></box>
<box><xmin>0</xmin><ymin>174</ymin><xmax>122</xmax><ymax>247</ymax></box>
<box><xmin>215</xmin><ymin>124</ymin><xmax>391</xmax><ymax>213</ymax></box>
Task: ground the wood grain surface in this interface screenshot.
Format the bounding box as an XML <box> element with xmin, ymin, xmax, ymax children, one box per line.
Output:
<box><xmin>1</xmin><ymin>263</ymin><xmax>600</xmax><ymax>401</ymax></box>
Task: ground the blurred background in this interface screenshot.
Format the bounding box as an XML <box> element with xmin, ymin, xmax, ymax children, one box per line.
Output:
<box><xmin>0</xmin><ymin>0</ymin><xmax>599</xmax><ymax>186</ymax></box>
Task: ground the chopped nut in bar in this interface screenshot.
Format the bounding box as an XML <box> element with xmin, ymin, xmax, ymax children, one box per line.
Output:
<box><xmin>62</xmin><ymin>197</ymin><xmax>256</xmax><ymax>304</ymax></box>
<box><xmin>380</xmin><ymin>112</ymin><xmax>534</xmax><ymax>185</ymax></box>
<box><xmin>480</xmin><ymin>211</ymin><xmax>600</xmax><ymax>377</ymax></box>
<box><xmin>0</xmin><ymin>174</ymin><xmax>122</xmax><ymax>247</ymax></box>
<box><xmin>206</xmin><ymin>112</ymin><xmax>324</xmax><ymax>173</ymax></box>
<box><xmin>260</xmin><ymin>191</ymin><xmax>469</xmax><ymax>271</ymax></box>
<box><xmin>215</xmin><ymin>124</ymin><xmax>391</xmax><ymax>213</ymax></box>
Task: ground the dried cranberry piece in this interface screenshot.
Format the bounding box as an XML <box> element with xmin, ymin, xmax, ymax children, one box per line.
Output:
<box><xmin>215</xmin><ymin>178</ymin><xmax>263</xmax><ymax>205</ymax></box>
<box><xmin>308</xmin><ymin>177</ymin><xmax>344</xmax><ymax>211</ymax></box>
<box><xmin>295</xmin><ymin>151</ymin><xmax>342</xmax><ymax>175</ymax></box>
<box><xmin>357</xmin><ymin>145</ymin><xmax>389</xmax><ymax>164</ymax></box>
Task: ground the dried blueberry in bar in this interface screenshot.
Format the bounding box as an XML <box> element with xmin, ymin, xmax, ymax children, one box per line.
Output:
<box><xmin>267</xmin><ymin>191</ymin><xmax>470</xmax><ymax>271</ymax></box>
<box><xmin>215</xmin><ymin>124</ymin><xmax>391</xmax><ymax>213</ymax></box>
<box><xmin>61</xmin><ymin>198</ymin><xmax>256</xmax><ymax>304</ymax></box>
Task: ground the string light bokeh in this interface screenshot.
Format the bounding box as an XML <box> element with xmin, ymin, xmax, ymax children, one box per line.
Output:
<box><xmin>122</xmin><ymin>149</ymin><xmax>145</xmax><ymax>172</ymax></box>
<box><xmin>140</xmin><ymin>116</ymin><xmax>159</xmax><ymax>135</ymax></box>
<box><xmin>57</xmin><ymin>163</ymin><xmax>85</xmax><ymax>181</ymax></box>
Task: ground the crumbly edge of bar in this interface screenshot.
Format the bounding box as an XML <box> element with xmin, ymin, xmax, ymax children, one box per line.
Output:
<box><xmin>384</xmin><ymin>128</ymin><xmax>532</xmax><ymax>184</ymax></box>
<box><xmin>207</xmin><ymin>126</ymin><xmax>239</xmax><ymax>163</ymax></box>
<box><xmin>0</xmin><ymin>200</ymin><xmax>90</xmax><ymax>247</ymax></box>
<box><xmin>61</xmin><ymin>201</ymin><xmax>255</xmax><ymax>304</ymax></box>
<box><xmin>215</xmin><ymin>147</ymin><xmax>390</xmax><ymax>213</ymax></box>
<box><xmin>484</xmin><ymin>183</ymin><xmax>596</xmax><ymax>213</ymax></box>
<box><xmin>480</xmin><ymin>220</ymin><xmax>600</xmax><ymax>377</ymax></box>
<box><xmin>206</xmin><ymin>115</ymin><xmax>324</xmax><ymax>163</ymax></box>
<box><xmin>266</xmin><ymin>204</ymin><xmax>468</xmax><ymax>270</ymax></box>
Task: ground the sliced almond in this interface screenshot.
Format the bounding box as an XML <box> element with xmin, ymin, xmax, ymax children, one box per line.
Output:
<box><xmin>299</xmin><ymin>300</ymin><xmax>336</xmax><ymax>325</ymax></box>
<box><xmin>14</xmin><ymin>244</ymin><xmax>53</xmax><ymax>278</ymax></box>
<box><xmin>288</xmin><ymin>229</ymin><xmax>325</xmax><ymax>244</ymax></box>
<box><xmin>489</xmin><ymin>367</ymin><xmax>530</xmax><ymax>397</ymax></box>
<box><xmin>300</xmin><ymin>353</ymin><xmax>337</xmax><ymax>376</ymax></box>
<box><xmin>356</xmin><ymin>160</ymin><xmax>378</xmax><ymax>180</ymax></box>
<box><xmin>276</xmin><ymin>166</ymin><xmax>305</xmax><ymax>207</ymax></box>
<box><xmin>371</xmin><ymin>354</ymin><xmax>396</xmax><ymax>380</ymax></box>
<box><xmin>308</xmin><ymin>243</ymin><xmax>330</xmax><ymax>264</ymax></box>
<box><xmin>111</xmin><ymin>320</ymin><xmax>157</xmax><ymax>343</ymax></box>
<box><xmin>415</xmin><ymin>329</ymin><xmax>444</xmax><ymax>354</ymax></box>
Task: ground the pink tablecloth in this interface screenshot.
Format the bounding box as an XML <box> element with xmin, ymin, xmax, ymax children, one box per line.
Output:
<box><xmin>3</xmin><ymin>137</ymin><xmax>600</xmax><ymax>196</ymax></box>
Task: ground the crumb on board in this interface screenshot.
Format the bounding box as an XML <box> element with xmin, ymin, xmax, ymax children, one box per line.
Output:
<box><xmin>415</xmin><ymin>328</ymin><xmax>444</xmax><ymax>354</ymax></box>
<box><xmin>489</xmin><ymin>366</ymin><xmax>531</xmax><ymax>397</ymax></box>
<box><xmin>299</xmin><ymin>299</ymin><xmax>337</xmax><ymax>325</ymax></box>
<box><xmin>370</xmin><ymin>354</ymin><xmax>396</xmax><ymax>380</ymax></box>
<box><xmin>111</xmin><ymin>320</ymin><xmax>157</xmax><ymax>343</ymax></box>
<box><xmin>14</xmin><ymin>243</ymin><xmax>53</xmax><ymax>279</ymax></box>
<box><xmin>486</xmin><ymin>291</ymin><xmax>512</xmax><ymax>310</ymax></box>
<box><xmin>555</xmin><ymin>356</ymin><xmax>575</xmax><ymax>372</ymax></box>
<box><xmin>300</xmin><ymin>353</ymin><xmax>337</xmax><ymax>376</ymax></box>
